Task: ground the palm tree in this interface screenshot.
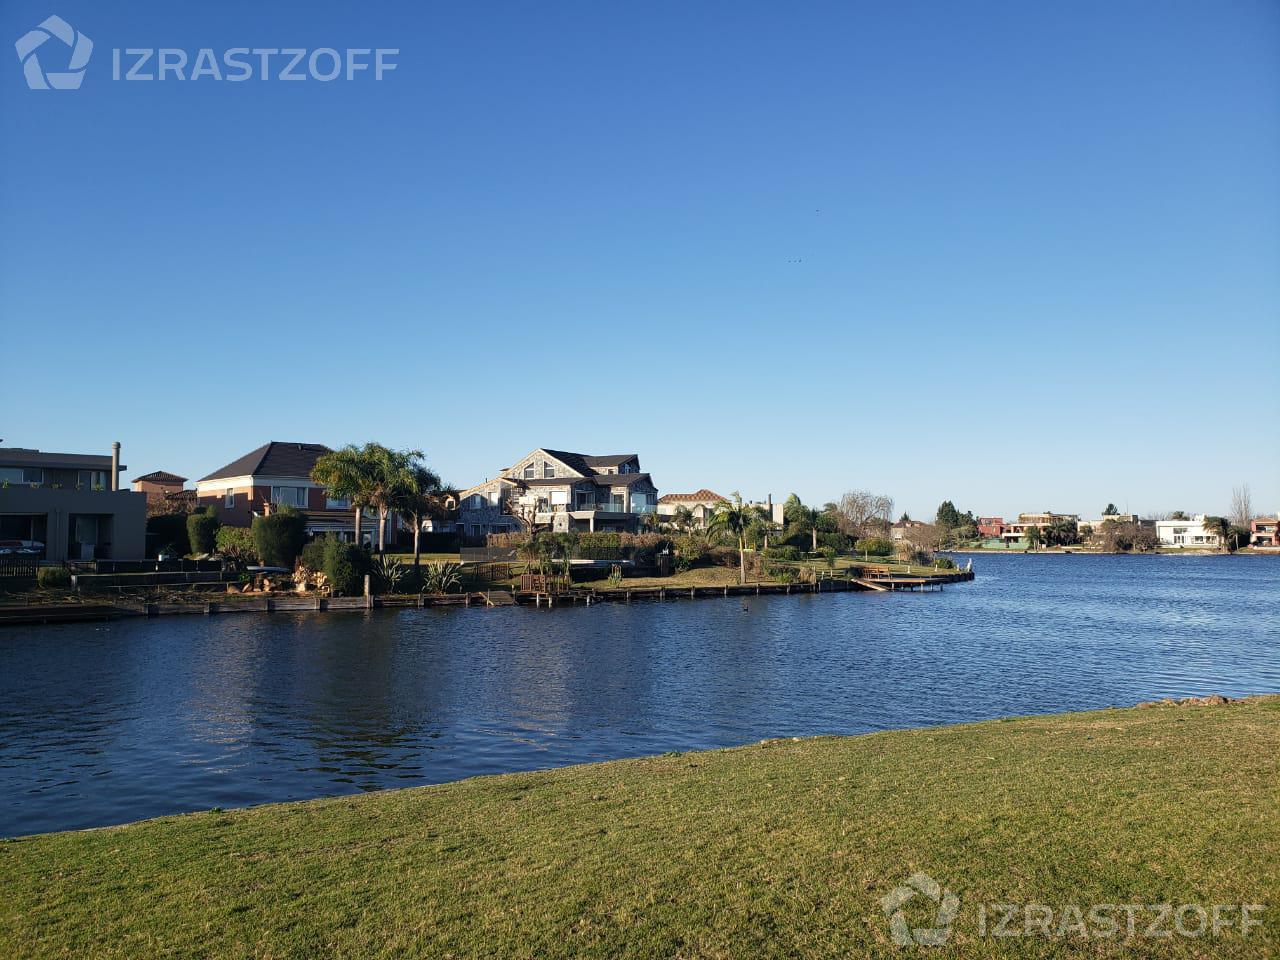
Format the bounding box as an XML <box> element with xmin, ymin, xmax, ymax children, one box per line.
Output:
<box><xmin>792</xmin><ymin>505</ymin><xmax>822</xmax><ymax>553</ymax></box>
<box><xmin>707</xmin><ymin>491</ymin><xmax>769</xmax><ymax>584</ymax></box>
<box><xmin>393</xmin><ymin>463</ymin><xmax>453</xmax><ymax>570</ymax></box>
<box><xmin>311</xmin><ymin>445</ymin><xmax>377</xmax><ymax>548</ymax></box>
<box><xmin>1201</xmin><ymin>516</ymin><xmax>1232</xmax><ymax>553</ymax></box>
<box><xmin>1024</xmin><ymin>524</ymin><xmax>1042</xmax><ymax>550</ymax></box>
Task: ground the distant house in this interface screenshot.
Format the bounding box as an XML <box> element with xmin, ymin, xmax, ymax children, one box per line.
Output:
<box><xmin>1078</xmin><ymin>514</ymin><xmax>1152</xmax><ymax>538</ymax></box>
<box><xmin>657</xmin><ymin>489</ymin><xmax>728</xmax><ymax>528</ymax></box>
<box><xmin>891</xmin><ymin>518</ymin><xmax>929</xmax><ymax>542</ymax></box>
<box><xmin>1251</xmin><ymin>517</ymin><xmax>1279</xmax><ymax>548</ymax></box>
<box><xmin>1154</xmin><ymin>515</ymin><xmax>1221</xmax><ymax>549</ymax></box>
<box><xmin>194</xmin><ymin>441</ymin><xmax>374</xmax><ymax>542</ymax></box>
<box><xmin>457</xmin><ymin>448</ymin><xmax>659</xmax><ymax>538</ymax></box>
<box><xmin>0</xmin><ymin>443</ymin><xmax>145</xmax><ymax>560</ymax></box>
<box><xmin>1001</xmin><ymin>512</ymin><xmax>1079</xmax><ymax>545</ymax></box>
<box><xmin>976</xmin><ymin>516</ymin><xmax>1005</xmax><ymax>538</ymax></box>
<box><xmin>132</xmin><ymin>470</ymin><xmax>195</xmax><ymax>516</ymax></box>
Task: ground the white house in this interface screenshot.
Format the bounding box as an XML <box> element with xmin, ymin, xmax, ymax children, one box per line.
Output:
<box><xmin>1155</xmin><ymin>515</ymin><xmax>1221</xmax><ymax>549</ymax></box>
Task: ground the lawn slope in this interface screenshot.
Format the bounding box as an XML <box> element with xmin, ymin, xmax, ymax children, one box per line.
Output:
<box><xmin>3</xmin><ymin>699</ymin><xmax>1278</xmax><ymax>958</ymax></box>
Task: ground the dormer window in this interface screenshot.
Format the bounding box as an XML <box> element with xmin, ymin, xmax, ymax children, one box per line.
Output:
<box><xmin>523</xmin><ymin>464</ymin><xmax>535</xmax><ymax>479</ymax></box>
<box><xmin>543</xmin><ymin>462</ymin><xmax>554</xmax><ymax>478</ymax></box>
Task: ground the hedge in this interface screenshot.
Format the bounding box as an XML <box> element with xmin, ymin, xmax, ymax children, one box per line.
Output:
<box><xmin>251</xmin><ymin>508</ymin><xmax>308</xmax><ymax>568</ymax></box>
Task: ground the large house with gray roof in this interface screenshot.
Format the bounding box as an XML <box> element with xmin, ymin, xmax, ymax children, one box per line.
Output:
<box><xmin>194</xmin><ymin>441</ymin><xmax>377</xmax><ymax>541</ymax></box>
<box><xmin>457</xmin><ymin>448</ymin><xmax>659</xmax><ymax>538</ymax></box>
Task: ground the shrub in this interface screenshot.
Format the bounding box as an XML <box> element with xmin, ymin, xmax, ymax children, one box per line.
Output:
<box><xmin>854</xmin><ymin>537</ymin><xmax>893</xmax><ymax>557</ymax></box>
<box><xmin>300</xmin><ymin>539</ymin><xmax>328</xmax><ymax>574</ymax></box>
<box><xmin>934</xmin><ymin>556</ymin><xmax>957</xmax><ymax>570</ymax></box>
<box><xmin>146</xmin><ymin>513</ymin><xmax>190</xmax><ymax>558</ymax></box>
<box><xmin>186</xmin><ymin>507</ymin><xmax>221</xmax><ymax>555</ymax></box>
<box><xmin>764</xmin><ymin>545</ymin><xmax>802</xmax><ymax>561</ymax></box>
<box><xmin>817</xmin><ymin>531</ymin><xmax>851</xmax><ymax>554</ymax></box>
<box><xmin>424</xmin><ymin>561</ymin><xmax>462</xmax><ymax>593</ymax></box>
<box><xmin>577</xmin><ymin>532</ymin><xmax>622</xmax><ymax>560</ymax></box>
<box><xmin>37</xmin><ymin>566</ymin><xmax>71</xmax><ymax>589</ymax></box>
<box><xmin>371</xmin><ymin>555</ymin><xmax>407</xmax><ymax>594</ymax></box>
<box><xmin>323</xmin><ymin>538</ymin><xmax>370</xmax><ymax>596</ymax></box>
<box><xmin>252</xmin><ymin>508</ymin><xmax>308</xmax><ymax>568</ymax></box>
<box><xmin>215</xmin><ymin>526</ymin><xmax>258</xmax><ymax>566</ymax></box>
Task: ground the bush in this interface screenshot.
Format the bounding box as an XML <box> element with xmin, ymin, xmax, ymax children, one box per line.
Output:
<box><xmin>37</xmin><ymin>566</ymin><xmax>72</xmax><ymax>589</ymax></box>
<box><xmin>215</xmin><ymin>526</ymin><xmax>258</xmax><ymax>566</ymax></box>
<box><xmin>854</xmin><ymin>537</ymin><xmax>893</xmax><ymax>557</ymax></box>
<box><xmin>300</xmin><ymin>539</ymin><xmax>327</xmax><ymax>574</ymax></box>
<box><xmin>322</xmin><ymin>538</ymin><xmax>370</xmax><ymax>596</ymax></box>
<box><xmin>577</xmin><ymin>532</ymin><xmax>622</xmax><ymax>559</ymax></box>
<box><xmin>146</xmin><ymin>513</ymin><xmax>190</xmax><ymax>558</ymax></box>
<box><xmin>817</xmin><ymin>531</ymin><xmax>851</xmax><ymax>554</ymax></box>
<box><xmin>763</xmin><ymin>545</ymin><xmax>802</xmax><ymax>561</ymax></box>
<box><xmin>934</xmin><ymin>556</ymin><xmax>956</xmax><ymax>570</ymax></box>
<box><xmin>252</xmin><ymin>508</ymin><xmax>308</xmax><ymax>568</ymax></box>
<box><xmin>186</xmin><ymin>507</ymin><xmax>221</xmax><ymax>555</ymax></box>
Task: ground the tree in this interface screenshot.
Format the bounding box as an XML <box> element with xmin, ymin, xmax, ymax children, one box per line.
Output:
<box><xmin>1170</xmin><ymin>511</ymin><xmax>1190</xmax><ymax>521</ymax></box>
<box><xmin>707</xmin><ymin>491</ymin><xmax>769</xmax><ymax>583</ymax></box>
<box><xmin>393</xmin><ymin>462</ymin><xmax>453</xmax><ymax>570</ymax></box>
<box><xmin>834</xmin><ymin>490</ymin><xmax>894</xmax><ymax>539</ymax></box>
<box><xmin>1024</xmin><ymin>524</ymin><xmax>1042</xmax><ymax>549</ymax></box>
<box><xmin>1103</xmin><ymin>503</ymin><xmax>1119</xmax><ymax>516</ymax></box>
<box><xmin>1231</xmin><ymin>485</ymin><xmax>1253</xmax><ymax>529</ymax></box>
<box><xmin>1200</xmin><ymin>516</ymin><xmax>1231</xmax><ymax>553</ymax></box>
<box><xmin>311</xmin><ymin>443</ymin><xmax>422</xmax><ymax>552</ymax></box>
<box><xmin>311</xmin><ymin>445</ymin><xmax>376</xmax><ymax>548</ymax></box>
<box><xmin>784</xmin><ymin>494</ymin><xmax>823</xmax><ymax>552</ymax></box>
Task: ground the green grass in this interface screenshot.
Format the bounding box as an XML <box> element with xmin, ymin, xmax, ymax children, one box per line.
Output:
<box><xmin>4</xmin><ymin>700</ymin><xmax>1278</xmax><ymax>958</ymax></box>
<box><xmin>383</xmin><ymin>552</ymin><xmax>462</xmax><ymax>565</ymax></box>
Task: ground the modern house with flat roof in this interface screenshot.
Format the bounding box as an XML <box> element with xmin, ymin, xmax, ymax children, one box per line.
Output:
<box><xmin>1250</xmin><ymin>516</ymin><xmax>1278</xmax><ymax>548</ymax></box>
<box><xmin>194</xmin><ymin>441</ymin><xmax>377</xmax><ymax>542</ymax></box>
<box><xmin>0</xmin><ymin>443</ymin><xmax>145</xmax><ymax>560</ymax></box>
<box><xmin>457</xmin><ymin>448</ymin><xmax>659</xmax><ymax>537</ymax></box>
<box><xmin>1154</xmin><ymin>515</ymin><xmax>1221</xmax><ymax>549</ymax></box>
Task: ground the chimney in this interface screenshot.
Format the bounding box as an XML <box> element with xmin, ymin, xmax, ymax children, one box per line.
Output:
<box><xmin>111</xmin><ymin>441</ymin><xmax>120</xmax><ymax>491</ymax></box>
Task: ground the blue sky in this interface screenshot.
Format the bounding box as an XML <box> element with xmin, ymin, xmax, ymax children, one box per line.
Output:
<box><xmin>3</xmin><ymin>1</ymin><xmax>1277</xmax><ymax>520</ymax></box>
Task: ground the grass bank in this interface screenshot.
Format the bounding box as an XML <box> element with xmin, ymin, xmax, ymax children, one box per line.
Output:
<box><xmin>4</xmin><ymin>700</ymin><xmax>1277</xmax><ymax>958</ymax></box>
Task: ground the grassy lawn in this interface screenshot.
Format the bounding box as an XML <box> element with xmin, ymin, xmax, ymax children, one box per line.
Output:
<box><xmin>383</xmin><ymin>552</ymin><xmax>462</xmax><ymax>565</ymax></box>
<box><xmin>4</xmin><ymin>699</ymin><xmax>1277</xmax><ymax>958</ymax></box>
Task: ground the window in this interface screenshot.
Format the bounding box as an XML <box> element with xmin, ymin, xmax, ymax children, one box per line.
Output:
<box><xmin>271</xmin><ymin>486</ymin><xmax>308</xmax><ymax>508</ymax></box>
<box><xmin>0</xmin><ymin>467</ymin><xmax>42</xmax><ymax>485</ymax></box>
<box><xmin>523</xmin><ymin>464</ymin><xmax>535</xmax><ymax>479</ymax></box>
<box><xmin>225</xmin><ymin>489</ymin><xmax>235</xmax><ymax>508</ymax></box>
<box><xmin>325</xmin><ymin>495</ymin><xmax>351</xmax><ymax>509</ymax></box>
<box><xmin>77</xmin><ymin>470</ymin><xmax>108</xmax><ymax>490</ymax></box>
<box><xmin>543</xmin><ymin>462</ymin><xmax>554</xmax><ymax>478</ymax></box>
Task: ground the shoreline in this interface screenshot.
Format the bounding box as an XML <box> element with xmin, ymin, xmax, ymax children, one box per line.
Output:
<box><xmin>4</xmin><ymin>696</ymin><xmax>1276</xmax><ymax>958</ymax></box>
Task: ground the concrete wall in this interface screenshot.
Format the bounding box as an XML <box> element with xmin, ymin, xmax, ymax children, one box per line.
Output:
<box><xmin>0</xmin><ymin>487</ymin><xmax>147</xmax><ymax>560</ymax></box>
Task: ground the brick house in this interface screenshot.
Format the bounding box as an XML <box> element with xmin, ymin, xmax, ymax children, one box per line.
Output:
<box><xmin>976</xmin><ymin>516</ymin><xmax>1005</xmax><ymax>538</ymax></box>
<box><xmin>1250</xmin><ymin>516</ymin><xmax>1279</xmax><ymax>548</ymax></box>
<box><xmin>194</xmin><ymin>442</ymin><xmax>375</xmax><ymax>542</ymax></box>
<box><xmin>131</xmin><ymin>470</ymin><xmax>195</xmax><ymax>517</ymax></box>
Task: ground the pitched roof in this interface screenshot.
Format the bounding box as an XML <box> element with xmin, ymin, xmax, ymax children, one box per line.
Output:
<box><xmin>199</xmin><ymin>442</ymin><xmax>333</xmax><ymax>482</ymax></box>
<box><xmin>658</xmin><ymin>489</ymin><xmax>727</xmax><ymax>504</ymax></box>
<box><xmin>133</xmin><ymin>470</ymin><xmax>187</xmax><ymax>484</ymax></box>
<box><xmin>582</xmin><ymin>454</ymin><xmax>636</xmax><ymax>469</ymax></box>
<box><xmin>592</xmin><ymin>472</ymin><xmax>652</xmax><ymax>488</ymax></box>
<box><xmin>529</xmin><ymin>449</ymin><xmax>639</xmax><ymax>478</ymax></box>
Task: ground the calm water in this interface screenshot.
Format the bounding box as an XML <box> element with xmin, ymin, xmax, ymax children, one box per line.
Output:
<box><xmin>1</xmin><ymin>554</ymin><xmax>1277</xmax><ymax>836</ymax></box>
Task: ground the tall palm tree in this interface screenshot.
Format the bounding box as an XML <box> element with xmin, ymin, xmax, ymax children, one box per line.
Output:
<box><xmin>1201</xmin><ymin>515</ymin><xmax>1232</xmax><ymax>553</ymax></box>
<box><xmin>362</xmin><ymin>444</ymin><xmax>421</xmax><ymax>553</ymax></box>
<box><xmin>393</xmin><ymin>462</ymin><xmax>453</xmax><ymax>570</ymax></box>
<box><xmin>1024</xmin><ymin>524</ymin><xmax>1042</xmax><ymax>550</ymax></box>
<box><xmin>792</xmin><ymin>505</ymin><xmax>822</xmax><ymax>553</ymax></box>
<box><xmin>311</xmin><ymin>445</ymin><xmax>377</xmax><ymax>548</ymax></box>
<box><xmin>707</xmin><ymin>491</ymin><xmax>768</xmax><ymax>584</ymax></box>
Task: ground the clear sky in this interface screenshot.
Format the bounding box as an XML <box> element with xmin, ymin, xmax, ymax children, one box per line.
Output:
<box><xmin>3</xmin><ymin>1</ymin><xmax>1277</xmax><ymax>521</ymax></box>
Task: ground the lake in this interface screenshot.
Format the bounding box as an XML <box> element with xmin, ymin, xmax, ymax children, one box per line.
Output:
<box><xmin>1</xmin><ymin>554</ymin><xmax>1277</xmax><ymax>837</ymax></box>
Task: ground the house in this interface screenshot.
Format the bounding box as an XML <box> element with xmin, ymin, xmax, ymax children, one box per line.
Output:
<box><xmin>1078</xmin><ymin>514</ymin><xmax>1151</xmax><ymax>536</ymax></box>
<box><xmin>891</xmin><ymin>518</ymin><xmax>930</xmax><ymax>542</ymax></box>
<box><xmin>1249</xmin><ymin>516</ymin><xmax>1278</xmax><ymax>548</ymax></box>
<box><xmin>1001</xmin><ymin>512</ymin><xmax>1079</xmax><ymax>545</ymax></box>
<box><xmin>1155</xmin><ymin>515</ymin><xmax>1221</xmax><ymax>549</ymax></box>
<box><xmin>132</xmin><ymin>470</ymin><xmax>196</xmax><ymax>517</ymax></box>
<box><xmin>657</xmin><ymin>490</ymin><xmax>728</xmax><ymax>527</ymax></box>
<box><xmin>456</xmin><ymin>448</ymin><xmax>659</xmax><ymax>538</ymax></box>
<box><xmin>194</xmin><ymin>441</ymin><xmax>376</xmax><ymax>542</ymax></box>
<box><xmin>0</xmin><ymin>442</ymin><xmax>145</xmax><ymax>560</ymax></box>
<box><xmin>976</xmin><ymin>516</ymin><xmax>1005</xmax><ymax>538</ymax></box>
